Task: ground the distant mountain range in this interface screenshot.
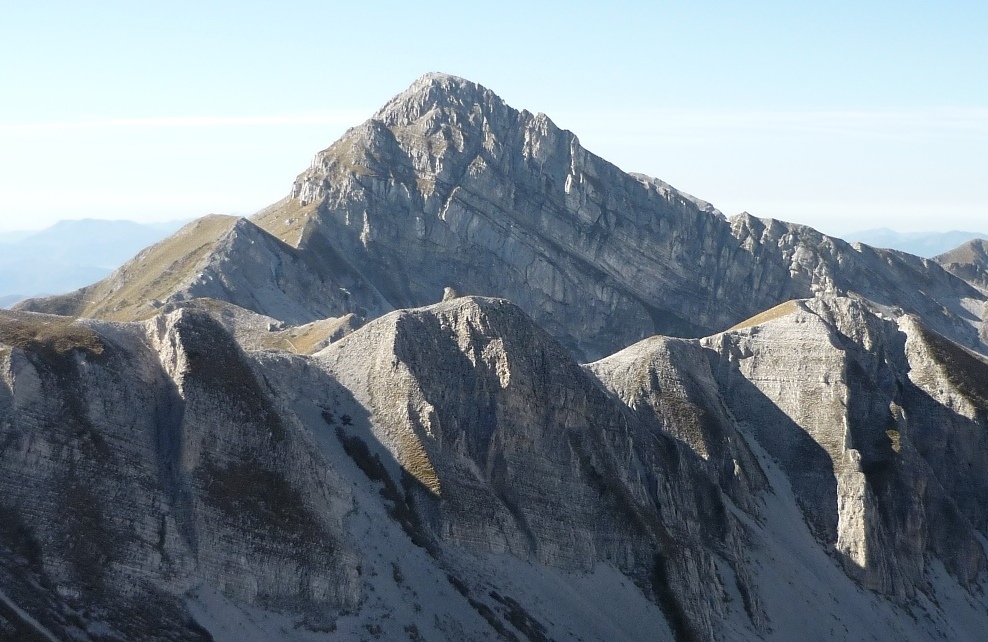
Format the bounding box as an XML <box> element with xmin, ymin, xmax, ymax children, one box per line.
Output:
<box><xmin>844</xmin><ymin>228</ymin><xmax>988</xmax><ymax>258</ymax></box>
<box><xmin>0</xmin><ymin>218</ymin><xmax>191</xmax><ymax>305</ymax></box>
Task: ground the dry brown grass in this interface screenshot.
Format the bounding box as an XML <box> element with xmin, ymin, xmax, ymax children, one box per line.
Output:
<box><xmin>917</xmin><ymin>324</ymin><xmax>988</xmax><ymax>408</ymax></box>
<box><xmin>262</xmin><ymin>315</ymin><xmax>359</xmax><ymax>354</ymax></box>
<box><xmin>727</xmin><ymin>300</ymin><xmax>800</xmax><ymax>332</ymax></box>
<box><xmin>78</xmin><ymin>215</ymin><xmax>239</xmax><ymax>322</ymax></box>
<box><xmin>886</xmin><ymin>429</ymin><xmax>902</xmax><ymax>454</ymax></box>
<box><xmin>0</xmin><ymin>311</ymin><xmax>103</xmax><ymax>355</ymax></box>
<box><xmin>252</xmin><ymin>197</ymin><xmax>323</xmax><ymax>248</ymax></box>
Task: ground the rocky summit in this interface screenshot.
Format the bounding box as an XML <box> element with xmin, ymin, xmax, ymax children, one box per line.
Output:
<box><xmin>4</xmin><ymin>74</ymin><xmax>988</xmax><ymax>641</ymax></box>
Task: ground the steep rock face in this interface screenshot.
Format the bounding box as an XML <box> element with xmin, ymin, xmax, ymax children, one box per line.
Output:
<box><xmin>0</xmin><ymin>309</ymin><xmax>360</xmax><ymax>639</ymax></box>
<box><xmin>702</xmin><ymin>297</ymin><xmax>988</xmax><ymax>596</ymax></box>
<box><xmin>254</xmin><ymin>73</ymin><xmax>985</xmax><ymax>360</ymax></box>
<box><xmin>4</xmin><ymin>72</ymin><xmax>988</xmax><ymax>641</ymax></box>
<box><xmin>16</xmin><ymin>215</ymin><xmax>390</xmax><ymax>326</ymax></box>
<box><xmin>316</xmin><ymin>297</ymin><xmax>765</xmax><ymax>641</ymax></box>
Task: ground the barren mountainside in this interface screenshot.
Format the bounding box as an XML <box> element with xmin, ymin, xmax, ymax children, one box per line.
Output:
<box><xmin>3</xmin><ymin>74</ymin><xmax>988</xmax><ymax>641</ymax></box>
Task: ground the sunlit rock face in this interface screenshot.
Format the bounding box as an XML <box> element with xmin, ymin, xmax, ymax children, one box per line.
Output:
<box><xmin>702</xmin><ymin>297</ymin><xmax>988</xmax><ymax>596</ymax></box>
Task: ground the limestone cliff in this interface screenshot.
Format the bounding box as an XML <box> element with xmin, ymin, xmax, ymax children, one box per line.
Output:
<box><xmin>702</xmin><ymin>297</ymin><xmax>988</xmax><ymax>597</ymax></box>
<box><xmin>253</xmin><ymin>73</ymin><xmax>985</xmax><ymax>359</ymax></box>
<box><xmin>0</xmin><ymin>308</ymin><xmax>361</xmax><ymax>639</ymax></box>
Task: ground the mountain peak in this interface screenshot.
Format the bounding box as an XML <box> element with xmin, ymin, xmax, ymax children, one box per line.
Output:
<box><xmin>371</xmin><ymin>72</ymin><xmax>512</xmax><ymax>128</ymax></box>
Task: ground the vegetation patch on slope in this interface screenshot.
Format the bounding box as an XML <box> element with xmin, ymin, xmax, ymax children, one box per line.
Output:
<box><xmin>333</xmin><ymin>427</ymin><xmax>437</xmax><ymax>555</ymax></box>
<box><xmin>263</xmin><ymin>315</ymin><xmax>360</xmax><ymax>354</ymax></box>
<box><xmin>68</xmin><ymin>215</ymin><xmax>239</xmax><ymax>322</ymax></box>
<box><xmin>252</xmin><ymin>197</ymin><xmax>323</xmax><ymax>248</ymax></box>
<box><xmin>200</xmin><ymin>460</ymin><xmax>326</xmax><ymax>545</ymax></box>
<box><xmin>0</xmin><ymin>311</ymin><xmax>103</xmax><ymax>355</ymax></box>
<box><xmin>175</xmin><ymin>310</ymin><xmax>287</xmax><ymax>441</ymax></box>
<box><xmin>727</xmin><ymin>300</ymin><xmax>800</xmax><ymax>332</ymax></box>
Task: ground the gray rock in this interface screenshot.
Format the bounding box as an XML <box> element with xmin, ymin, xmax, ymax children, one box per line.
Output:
<box><xmin>253</xmin><ymin>73</ymin><xmax>986</xmax><ymax>360</ymax></box>
<box><xmin>702</xmin><ymin>296</ymin><xmax>988</xmax><ymax>596</ymax></box>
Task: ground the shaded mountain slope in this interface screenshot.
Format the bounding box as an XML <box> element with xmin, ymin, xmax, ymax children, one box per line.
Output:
<box><xmin>701</xmin><ymin>297</ymin><xmax>988</xmax><ymax>595</ymax></box>
<box><xmin>5</xmin><ymin>73</ymin><xmax>988</xmax><ymax>641</ymax></box>
<box><xmin>314</xmin><ymin>296</ymin><xmax>766</xmax><ymax>640</ymax></box>
<box><xmin>0</xmin><ymin>308</ymin><xmax>361</xmax><ymax>640</ymax></box>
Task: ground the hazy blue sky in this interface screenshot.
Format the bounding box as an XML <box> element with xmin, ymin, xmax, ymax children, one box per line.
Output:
<box><xmin>1</xmin><ymin>1</ymin><xmax>985</xmax><ymax>235</ymax></box>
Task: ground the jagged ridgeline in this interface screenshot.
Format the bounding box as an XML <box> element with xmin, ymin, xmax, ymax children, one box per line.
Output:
<box><xmin>2</xmin><ymin>74</ymin><xmax>988</xmax><ymax>641</ymax></box>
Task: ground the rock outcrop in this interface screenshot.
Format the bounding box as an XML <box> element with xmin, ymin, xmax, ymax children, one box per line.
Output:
<box><xmin>315</xmin><ymin>297</ymin><xmax>764</xmax><ymax>640</ymax></box>
<box><xmin>703</xmin><ymin>297</ymin><xmax>988</xmax><ymax>595</ymax></box>
<box><xmin>252</xmin><ymin>73</ymin><xmax>985</xmax><ymax>359</ymax></box>
<box><xmin>0</xmin><ymin>308</ymin><xmax>361</xmax><ymax>639</ymax></box>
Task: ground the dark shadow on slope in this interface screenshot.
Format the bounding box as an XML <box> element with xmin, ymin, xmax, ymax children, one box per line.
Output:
<box><xmin>332</xmin><ymin>425</ymin><xmax>438</xmax><ymax>556</ymax></box>
<box><xmin>705</xmin><ymin>345</ymin><xmax>839</xmax><ymax>545</ymax></box>
<box><xmin>831</xmin><ymin>315</ymin><xmax>988</xmax><ymax>590</ymax></box>
<box><xmin>896</xmin><ymin>379</ymin><xmax>988</xmax><ymax>585</ymax></box>
<box><xmin>267</xmin><ymin>353</ymin><xmax>552</xmax><ymax>641</ymax></box>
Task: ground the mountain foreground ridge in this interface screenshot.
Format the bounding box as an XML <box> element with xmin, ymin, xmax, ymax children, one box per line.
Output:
<box><xmin>3</xmin><ymin>73</ymin><xmax>988</xmax><ymax>641</ymax></box>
